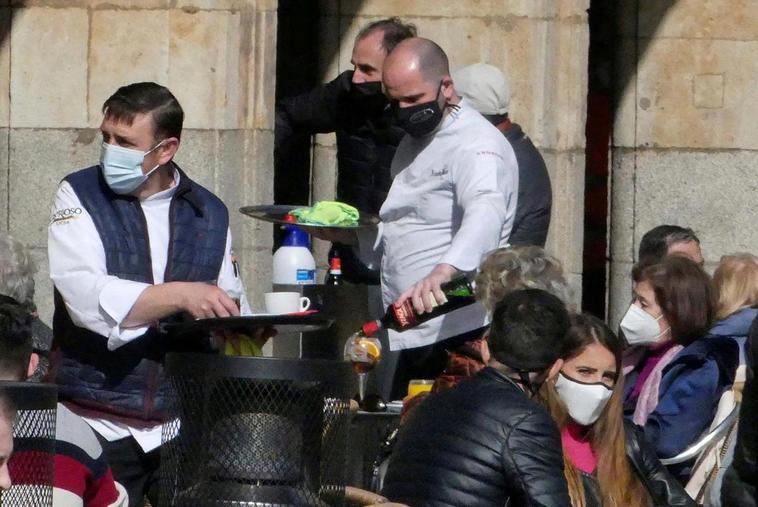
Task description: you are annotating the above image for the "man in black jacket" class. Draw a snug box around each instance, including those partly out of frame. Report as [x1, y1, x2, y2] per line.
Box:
[382, 289, 573, 507]
[276, 17, 415, 284]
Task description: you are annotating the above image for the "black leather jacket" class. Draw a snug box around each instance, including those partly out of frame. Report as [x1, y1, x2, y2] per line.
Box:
[561, 422, 693, 507]
[624, 421, 696, 506]
[382, 367, 572, 507]
[276, 70, 404, 284]
[721, 313, 758, 507]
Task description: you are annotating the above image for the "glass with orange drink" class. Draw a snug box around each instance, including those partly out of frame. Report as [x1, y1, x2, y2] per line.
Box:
[407, 379, 434, 398]
[343, 331, 382, 404]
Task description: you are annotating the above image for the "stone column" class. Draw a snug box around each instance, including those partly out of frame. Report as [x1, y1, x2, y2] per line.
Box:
[310, 0, 590, 305]
[608, 0, 758, 326]
[0, 0, 278, 323]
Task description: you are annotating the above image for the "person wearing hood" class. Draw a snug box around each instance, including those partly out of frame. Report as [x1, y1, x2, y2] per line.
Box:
[453, 63, 552, 247]
[621, 256, 739, 478]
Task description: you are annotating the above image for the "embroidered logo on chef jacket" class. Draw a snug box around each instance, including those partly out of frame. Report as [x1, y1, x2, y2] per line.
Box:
[476, 150, 504, 161]
[50, 207, 83, 225]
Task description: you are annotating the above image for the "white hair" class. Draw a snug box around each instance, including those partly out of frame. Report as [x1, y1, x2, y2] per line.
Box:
[0, 232, 37, 312]
[475, 245, 572, 314]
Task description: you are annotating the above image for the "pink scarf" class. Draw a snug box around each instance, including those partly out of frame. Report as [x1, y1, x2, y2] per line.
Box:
[623, 344, 684, 426]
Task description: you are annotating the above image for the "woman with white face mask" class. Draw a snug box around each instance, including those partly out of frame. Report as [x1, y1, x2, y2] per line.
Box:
[540, 314, 694, 507]
[620, 256, 738, 480]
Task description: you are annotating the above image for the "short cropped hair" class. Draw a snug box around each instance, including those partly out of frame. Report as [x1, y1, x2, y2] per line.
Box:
[0, 390, 16, 427]
[0, 296, 33, 381]
[632, 256, 713, 346]
[488, 289, 571, 372]
[102, 82, 184, 142]
[638, 225, 700, 265]
[475, 246, 571, 313]
[713, 253, 758, 321]
[0, 233, 36, 313]
[355, 17, 417, 54]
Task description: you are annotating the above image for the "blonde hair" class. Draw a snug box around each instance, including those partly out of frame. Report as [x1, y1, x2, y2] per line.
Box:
[475, 246, 571, 313]
[713, 253, 758, 320]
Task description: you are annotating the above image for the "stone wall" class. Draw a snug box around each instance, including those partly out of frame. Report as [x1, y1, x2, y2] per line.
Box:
[309, 0, 590, 306]
[608, 0, 758, 326]
[0, 0, 277, 323]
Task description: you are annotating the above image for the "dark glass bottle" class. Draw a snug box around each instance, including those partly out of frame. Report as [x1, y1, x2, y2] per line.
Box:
[361, 275, 476, 336]
[325, 256, 343, 285]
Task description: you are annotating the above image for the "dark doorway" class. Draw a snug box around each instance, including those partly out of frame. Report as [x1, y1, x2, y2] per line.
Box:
[273, 0, 324, 246]
[582, 0, 617, 318]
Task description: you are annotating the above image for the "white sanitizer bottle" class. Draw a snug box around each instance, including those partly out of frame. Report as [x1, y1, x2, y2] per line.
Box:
[272, 225, 316, 285]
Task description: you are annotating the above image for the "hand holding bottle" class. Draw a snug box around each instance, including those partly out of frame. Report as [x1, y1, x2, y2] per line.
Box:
[397, 263, 459, 314]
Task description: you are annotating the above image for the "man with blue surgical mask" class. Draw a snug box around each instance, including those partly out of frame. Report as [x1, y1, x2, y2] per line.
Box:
[47, 82, 251, 507]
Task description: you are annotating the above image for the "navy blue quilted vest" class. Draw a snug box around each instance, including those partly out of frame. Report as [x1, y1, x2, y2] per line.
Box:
[51, 165, 228, 426]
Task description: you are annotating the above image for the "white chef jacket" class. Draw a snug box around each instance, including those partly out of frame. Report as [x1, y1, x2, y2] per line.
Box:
[369, 99, 518, 351]
[48, 168, 251, 452]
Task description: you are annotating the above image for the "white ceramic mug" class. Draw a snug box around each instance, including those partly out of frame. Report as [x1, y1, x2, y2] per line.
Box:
[264, 292, 311, 314]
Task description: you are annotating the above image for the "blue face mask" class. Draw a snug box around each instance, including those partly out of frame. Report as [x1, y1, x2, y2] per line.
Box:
[100, 140, 165, 195]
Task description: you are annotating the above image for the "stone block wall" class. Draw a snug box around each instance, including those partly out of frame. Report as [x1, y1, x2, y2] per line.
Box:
[0, 0, 278, 323]
[609, 0, 758, 326]
[310, 0, 590, 305]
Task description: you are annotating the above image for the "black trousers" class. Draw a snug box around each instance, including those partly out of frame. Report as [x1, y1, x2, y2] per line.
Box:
[390, 326, 487, 400]
[96, 434, 161, 507]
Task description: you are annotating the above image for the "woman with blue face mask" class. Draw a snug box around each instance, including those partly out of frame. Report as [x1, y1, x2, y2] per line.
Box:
[620, 256, 738, 479]
[539, 314, 694, 507]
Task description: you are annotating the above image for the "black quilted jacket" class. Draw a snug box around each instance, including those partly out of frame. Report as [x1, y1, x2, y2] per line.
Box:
[382, 367, 571, 507]
[721, 313, 758, 506]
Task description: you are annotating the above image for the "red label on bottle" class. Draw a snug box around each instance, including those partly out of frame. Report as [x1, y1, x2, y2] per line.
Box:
[391, 300, 418, 329]
[362, 320, 380, 337]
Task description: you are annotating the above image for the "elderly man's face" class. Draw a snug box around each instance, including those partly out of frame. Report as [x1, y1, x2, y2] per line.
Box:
[0, 416, 13, 491]
[668, 240, 704, 266]
[351, 30, 386, 84]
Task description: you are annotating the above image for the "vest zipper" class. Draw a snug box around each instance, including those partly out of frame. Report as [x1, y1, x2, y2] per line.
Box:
[163, 194, 178, 283]
[135, 201, 158, 420]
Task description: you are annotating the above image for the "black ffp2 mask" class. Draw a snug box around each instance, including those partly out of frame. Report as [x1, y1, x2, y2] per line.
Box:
[392, 83, 444, 138]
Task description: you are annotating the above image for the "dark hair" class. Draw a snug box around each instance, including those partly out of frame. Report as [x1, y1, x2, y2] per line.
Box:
[563, 313, 623, 373]
[632, 256, 713, 346]
[0, 389, 16, 426]
[102, 82, 184, 142]
[638, 225, 700, 265]
[489, 289, 571, 371]
[0, 295, 32, 381]
[355, 17, 417, 53]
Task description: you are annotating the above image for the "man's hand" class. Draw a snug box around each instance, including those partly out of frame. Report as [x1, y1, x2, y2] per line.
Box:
[179, 282, 240, 319]
[396, 263, 459, 314]
[122, 281, 241, 329]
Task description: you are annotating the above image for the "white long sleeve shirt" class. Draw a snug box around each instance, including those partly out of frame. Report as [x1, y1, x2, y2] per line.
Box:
[48, 169, 250, 452]
[374, 99, 518, 351]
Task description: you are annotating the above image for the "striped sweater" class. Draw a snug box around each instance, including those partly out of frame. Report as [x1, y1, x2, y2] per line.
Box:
[10, 403, 127, 506]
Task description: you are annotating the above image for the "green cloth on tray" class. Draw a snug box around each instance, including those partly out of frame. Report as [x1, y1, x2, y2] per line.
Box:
[290, 201, 360, 226]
